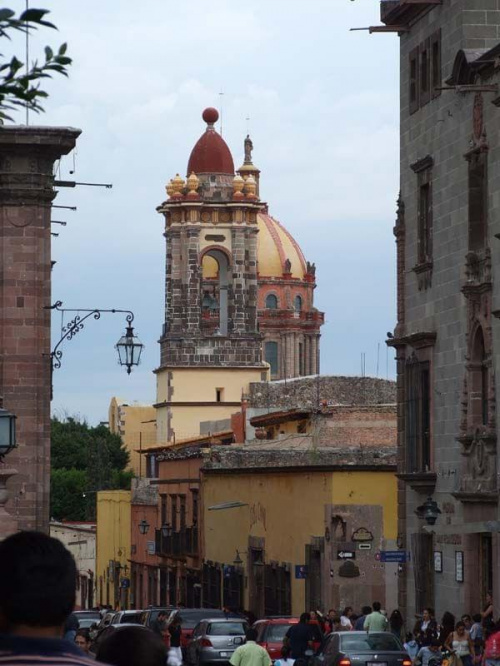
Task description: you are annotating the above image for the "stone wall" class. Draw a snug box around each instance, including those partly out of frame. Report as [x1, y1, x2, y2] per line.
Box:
[0, 126, 79, 535]
[248, 375, 396, 409]
[202, 444, 396, 472]
[388, 0, 500, 619]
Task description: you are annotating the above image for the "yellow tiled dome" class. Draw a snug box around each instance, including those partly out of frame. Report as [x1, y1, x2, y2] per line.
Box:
[256, 213, 306, 278]
[201, 213, 307, 279]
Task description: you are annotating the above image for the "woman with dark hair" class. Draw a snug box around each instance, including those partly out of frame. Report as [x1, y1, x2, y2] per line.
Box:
[414, 608, 438, 647]
[482, 592, 495, 634]
[389, 610, 405, 642]
[444, 621, 474, 666]
[96, 626, 166, 666]
[439, 612, 456, 646]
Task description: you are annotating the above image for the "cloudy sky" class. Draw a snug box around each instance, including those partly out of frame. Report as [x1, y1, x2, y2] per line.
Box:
[17, 0, 399, 424]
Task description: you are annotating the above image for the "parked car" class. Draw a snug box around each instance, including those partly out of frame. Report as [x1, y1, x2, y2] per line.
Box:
[110, 610, 143, 625]
[253, 618, 299, 661]
[74, 610, 101, 630]
[90, 611, 118, 641]
[140, 606, 176, 630]
[91, 622, 153, 653]
[168, 609, 246, 652]
[186, 618, 248, 665]
[312, 631, 412, 666]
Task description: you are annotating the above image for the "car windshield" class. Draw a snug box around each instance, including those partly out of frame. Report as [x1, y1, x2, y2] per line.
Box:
[121, 612, 142, 624]
[265, 624, 295, 641]
[341, 635, 403, 652]
[208, 622, 247, 636]
[179, 611, 239, 629]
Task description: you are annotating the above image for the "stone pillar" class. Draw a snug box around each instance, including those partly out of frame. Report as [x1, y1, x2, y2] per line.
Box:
[245, 227, 259, 333]
[0, 125, 80, 535]
[164, 226, 182, 334]
[231, 228, 247, 334]
[304, 336, 310, 376]
[316, 334, 321, 374]
[184, 226, 201, 333]
[311, 335, 318, 376]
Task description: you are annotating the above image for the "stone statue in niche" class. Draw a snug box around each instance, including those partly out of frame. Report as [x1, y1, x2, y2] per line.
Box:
[284, 258, 292, 274]
[307, 261, 316, 276]
[460, 427, 497, 493]
[244, 135, 253, 164]
[331, 515, 347, 541]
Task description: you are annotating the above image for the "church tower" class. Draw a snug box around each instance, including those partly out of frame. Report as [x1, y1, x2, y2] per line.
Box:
[155, 108, 268, 443]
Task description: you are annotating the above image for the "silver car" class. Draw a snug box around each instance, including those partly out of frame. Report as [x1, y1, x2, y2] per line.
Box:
[186, 618, 248, 665]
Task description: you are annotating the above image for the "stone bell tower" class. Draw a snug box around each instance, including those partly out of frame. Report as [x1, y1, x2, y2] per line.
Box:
[155, 108, 268, 444]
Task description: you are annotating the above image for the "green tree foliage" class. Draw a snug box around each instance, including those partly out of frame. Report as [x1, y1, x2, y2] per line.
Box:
[0, 8, 72, 122]
[50, 417, 133, 521]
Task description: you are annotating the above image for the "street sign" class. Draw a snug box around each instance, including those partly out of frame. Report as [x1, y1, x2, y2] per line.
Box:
[358, 543, 372, 550]
[295, 565, 308, 579]
[120, 578, 130, 589]
[379, 550, 408, 563]
[337, 550, 356, 560]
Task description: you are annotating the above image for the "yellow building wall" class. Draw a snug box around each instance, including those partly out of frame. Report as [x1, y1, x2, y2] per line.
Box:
[96, 490, 131, 610]
[203, 470, 397, 614]
[331, 471, 398, 540]
[156, 367, 267, 442]
[109, 398, 156, 476]
[204, 472, 333, 614]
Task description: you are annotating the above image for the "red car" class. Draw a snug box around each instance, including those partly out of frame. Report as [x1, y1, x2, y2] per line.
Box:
[253, 618, 300, 661]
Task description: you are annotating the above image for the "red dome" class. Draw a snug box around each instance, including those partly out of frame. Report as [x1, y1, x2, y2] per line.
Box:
[187, 109, 235, 176]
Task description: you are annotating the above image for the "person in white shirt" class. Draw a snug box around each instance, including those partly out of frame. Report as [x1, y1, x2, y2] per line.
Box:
[340, 607, 354, 631]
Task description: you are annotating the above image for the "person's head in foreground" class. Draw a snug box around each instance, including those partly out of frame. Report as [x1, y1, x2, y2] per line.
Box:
[75, 629, 92, 654]
[0, 530, 76, 636]
[245, 628, 258, 643]
[96, 626, 166, 666]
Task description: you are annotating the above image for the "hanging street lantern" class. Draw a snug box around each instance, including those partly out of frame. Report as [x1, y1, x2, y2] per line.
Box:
[138, 518, 150, 535]
[0, 405, 17, 458]
[116, 323, 144, 375]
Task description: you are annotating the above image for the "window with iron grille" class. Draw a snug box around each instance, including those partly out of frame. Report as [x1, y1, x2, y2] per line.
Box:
[405, 354, 431, 473]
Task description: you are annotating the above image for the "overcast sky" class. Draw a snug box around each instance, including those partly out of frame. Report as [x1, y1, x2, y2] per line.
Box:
[17, 0, 399, 424]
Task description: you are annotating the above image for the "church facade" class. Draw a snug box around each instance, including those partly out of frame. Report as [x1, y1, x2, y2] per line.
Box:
[382, 0, 500, 618]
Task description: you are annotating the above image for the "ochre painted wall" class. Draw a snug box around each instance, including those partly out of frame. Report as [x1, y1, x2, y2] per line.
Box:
[203, 471, 333, 614]
[331, 471, 398, 540]
[108, 398, 156, 476]
[96, 490, 131, 610]
[202, 470, 397, 614]
[156, 367, 267, 442]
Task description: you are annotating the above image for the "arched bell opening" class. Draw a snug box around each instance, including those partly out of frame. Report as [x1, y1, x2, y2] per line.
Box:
[201, 248, 230, 336]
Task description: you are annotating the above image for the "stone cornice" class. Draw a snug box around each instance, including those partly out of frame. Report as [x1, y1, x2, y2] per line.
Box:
[0, 126, 80, 205]
[410, 154, 434, 173]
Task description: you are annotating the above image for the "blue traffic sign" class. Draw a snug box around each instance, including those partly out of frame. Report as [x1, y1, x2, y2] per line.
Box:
[295, 565, 308, 579]
[379, 550, 409, 563]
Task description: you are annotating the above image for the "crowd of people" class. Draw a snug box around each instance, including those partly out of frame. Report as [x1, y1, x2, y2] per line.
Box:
[279, 602, 500, 666]
[1, 531, 500, 666]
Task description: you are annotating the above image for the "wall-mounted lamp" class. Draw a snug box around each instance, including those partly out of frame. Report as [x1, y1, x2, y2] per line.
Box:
[138, 518, 150, 535]
[415, 496, 441, 526]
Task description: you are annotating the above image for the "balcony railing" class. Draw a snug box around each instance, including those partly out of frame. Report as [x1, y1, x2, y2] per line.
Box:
[155, 526, 199, 558]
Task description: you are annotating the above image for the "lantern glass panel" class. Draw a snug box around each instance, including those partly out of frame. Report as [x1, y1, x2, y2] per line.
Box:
[0, 410, 15, 456]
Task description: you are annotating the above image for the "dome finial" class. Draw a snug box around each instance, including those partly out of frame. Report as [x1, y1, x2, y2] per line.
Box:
[202, 107, 219, 128]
